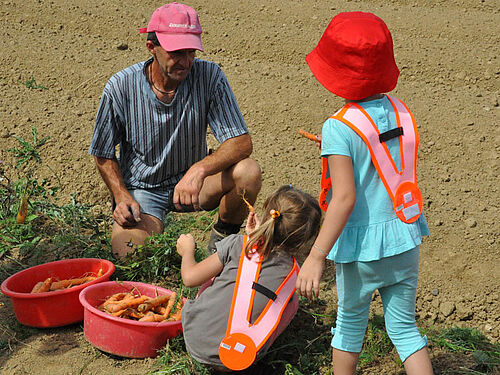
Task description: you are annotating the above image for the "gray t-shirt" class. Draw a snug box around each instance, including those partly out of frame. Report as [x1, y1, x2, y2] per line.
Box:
[181, 234, 294, 367]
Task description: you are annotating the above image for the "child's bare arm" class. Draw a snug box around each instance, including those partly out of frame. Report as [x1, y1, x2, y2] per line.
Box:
[297, 155, 356, 299]
[176, 234, 224, 287]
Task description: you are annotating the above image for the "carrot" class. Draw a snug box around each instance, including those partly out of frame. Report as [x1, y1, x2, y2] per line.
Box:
[241, 189, 255, 213]
[49, 276, 96, 291]
[33, 277, 53, 293]
[162, 292, 177, 318]
[16, 195, 28, 224]
[154, 305, 167, 315]
[111, 308, 128, 317]
[137, 294, 171, 313]
[31, 281, 45, 293]
[139, 312, 166, 322]
[167, 300, 183, 321]
[111, 307, 145, 319]
[105, 295, 150, 313]
[167, 309, 182, 321]
[123, 308, 145, 320]
[298, 129, 319, 142]
[98, 292, 131, 310]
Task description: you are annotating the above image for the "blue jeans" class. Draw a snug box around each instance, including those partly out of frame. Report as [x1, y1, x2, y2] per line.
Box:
[331, 247, 427, 362]
[128, 188, 175, 222]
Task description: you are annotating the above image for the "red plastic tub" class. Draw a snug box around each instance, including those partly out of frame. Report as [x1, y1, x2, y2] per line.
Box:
[79, 281, 184, 358]
[0, 258, 115, 328]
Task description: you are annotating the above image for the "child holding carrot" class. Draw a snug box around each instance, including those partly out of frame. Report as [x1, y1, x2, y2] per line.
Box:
[177, 185, 321, 372]
[296, 12, 433, 374]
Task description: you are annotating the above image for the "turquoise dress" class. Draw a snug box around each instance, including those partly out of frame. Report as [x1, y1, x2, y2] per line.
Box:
[321, 95, 429, 263]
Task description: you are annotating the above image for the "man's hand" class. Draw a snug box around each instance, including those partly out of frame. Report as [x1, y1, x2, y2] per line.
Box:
[173, 165, 206, 211]
[296, 250, 326, 300]
[177, 233, 196, 257]
[113, 199, 141, 227]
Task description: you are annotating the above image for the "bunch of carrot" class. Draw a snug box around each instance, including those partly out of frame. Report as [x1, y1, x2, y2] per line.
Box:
[98, 288, 183, 322]
[30, 268, 104, 293]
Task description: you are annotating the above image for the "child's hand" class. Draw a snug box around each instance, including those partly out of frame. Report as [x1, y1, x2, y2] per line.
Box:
[315, 135, 322, 148]
[176, 234, 196, 257]
[245, 211, 260, 236]
[296, 250, 325, 300]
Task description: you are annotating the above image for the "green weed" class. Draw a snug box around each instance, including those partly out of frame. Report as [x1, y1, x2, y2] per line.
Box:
[20, 77, 48, 90]
[0, 127, 95, 264]
[115, 211, 214, 286]
[428, 326, 500, 373]
[149, 336, 211, 375]
[8, 125, 50, 169]
[359, 314, 399, 367]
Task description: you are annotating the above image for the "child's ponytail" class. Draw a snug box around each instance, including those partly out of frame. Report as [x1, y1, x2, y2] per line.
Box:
[244, 185, 321, 259]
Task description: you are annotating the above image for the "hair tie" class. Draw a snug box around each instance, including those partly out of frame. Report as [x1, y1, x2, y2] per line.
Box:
[270, 209, 280, 219]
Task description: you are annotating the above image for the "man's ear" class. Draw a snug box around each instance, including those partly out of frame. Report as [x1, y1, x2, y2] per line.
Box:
[146, 40, 156, 55]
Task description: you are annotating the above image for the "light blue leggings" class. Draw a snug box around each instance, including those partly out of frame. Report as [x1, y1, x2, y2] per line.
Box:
[331, 247, 427, 362]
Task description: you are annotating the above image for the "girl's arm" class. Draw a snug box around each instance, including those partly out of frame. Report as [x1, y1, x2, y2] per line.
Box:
[296, 155, 356, 299]
[176, 234, 224, 288]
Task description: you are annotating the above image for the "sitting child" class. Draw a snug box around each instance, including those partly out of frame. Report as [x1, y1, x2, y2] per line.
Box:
[177, 185, 321, 372]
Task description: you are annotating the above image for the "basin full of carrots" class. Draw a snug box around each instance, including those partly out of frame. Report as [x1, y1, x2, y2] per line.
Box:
[0, 258, 115, 327]
[79, 281, 186, 358]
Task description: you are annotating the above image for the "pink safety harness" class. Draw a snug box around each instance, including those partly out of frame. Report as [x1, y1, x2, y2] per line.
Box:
[319, 95, 422, 223]
[218, 236, 299, 371]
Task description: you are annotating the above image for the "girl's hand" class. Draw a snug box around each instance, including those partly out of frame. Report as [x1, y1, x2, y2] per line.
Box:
[315, 135, 322, 148]
[176, 234, 196, 257]
[245, 211, 260, 236]
[296, 250, 326, 300]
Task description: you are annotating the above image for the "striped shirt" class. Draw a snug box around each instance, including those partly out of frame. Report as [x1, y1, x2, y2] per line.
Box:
[89, 58, 248, 189]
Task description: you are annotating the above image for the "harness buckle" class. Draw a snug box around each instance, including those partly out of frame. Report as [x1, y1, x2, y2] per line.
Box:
[219, 333, 257, 371]
[393, 181, 422, 223]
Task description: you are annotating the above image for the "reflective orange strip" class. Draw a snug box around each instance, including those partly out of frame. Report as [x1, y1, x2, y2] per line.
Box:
[332, 110, 397, 201]
[349, 102, 404, 174]
[225, 236, 248, 336]
[251, 259, 299, 350]
[390, 96, 419, 182]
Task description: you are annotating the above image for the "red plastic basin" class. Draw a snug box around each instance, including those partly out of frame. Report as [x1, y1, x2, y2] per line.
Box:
[79, 281, 184, 358]
[0, 258, 115, 328]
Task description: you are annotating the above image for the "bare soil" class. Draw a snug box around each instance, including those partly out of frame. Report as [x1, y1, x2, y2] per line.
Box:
[0, 0, 498, 374]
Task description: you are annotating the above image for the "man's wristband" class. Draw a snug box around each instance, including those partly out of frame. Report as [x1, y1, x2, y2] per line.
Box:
[313, 244, 329, 257]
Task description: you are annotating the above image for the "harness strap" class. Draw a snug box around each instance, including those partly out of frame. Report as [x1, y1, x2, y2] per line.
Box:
[319, 96, 422, 223]
[379, 126, 403, 143]
[252, 282, 277, 301]
[219, 236, 299, 370]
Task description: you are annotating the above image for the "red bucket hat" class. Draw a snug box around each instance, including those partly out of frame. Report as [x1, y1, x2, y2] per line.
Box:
[139, 2, 204, 52]
[306, 12, 399, 100]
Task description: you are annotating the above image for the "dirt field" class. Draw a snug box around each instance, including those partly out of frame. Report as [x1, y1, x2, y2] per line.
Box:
[0, 0, 498, 374]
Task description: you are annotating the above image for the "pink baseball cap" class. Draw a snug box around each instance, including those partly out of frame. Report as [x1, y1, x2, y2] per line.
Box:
[139, 2, 204, 52]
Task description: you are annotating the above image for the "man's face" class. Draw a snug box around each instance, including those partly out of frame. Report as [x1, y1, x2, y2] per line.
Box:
[155, 46, 196, 83]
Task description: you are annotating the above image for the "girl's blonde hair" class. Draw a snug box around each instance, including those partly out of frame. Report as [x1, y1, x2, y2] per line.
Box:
[244, 185, 321, 259]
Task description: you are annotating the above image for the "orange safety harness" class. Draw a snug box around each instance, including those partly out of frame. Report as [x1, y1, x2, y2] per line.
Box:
[319, 95, 422, 224]
[218, 236, 299, 371]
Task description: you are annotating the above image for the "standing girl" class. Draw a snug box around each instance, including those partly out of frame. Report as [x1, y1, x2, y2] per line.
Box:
[296, 12, 433, 375]
[177, 185, 321, 372]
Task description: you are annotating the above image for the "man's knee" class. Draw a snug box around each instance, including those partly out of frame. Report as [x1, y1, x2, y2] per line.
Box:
[111, 214, 163, 257]
[232, 158, 262, 189]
